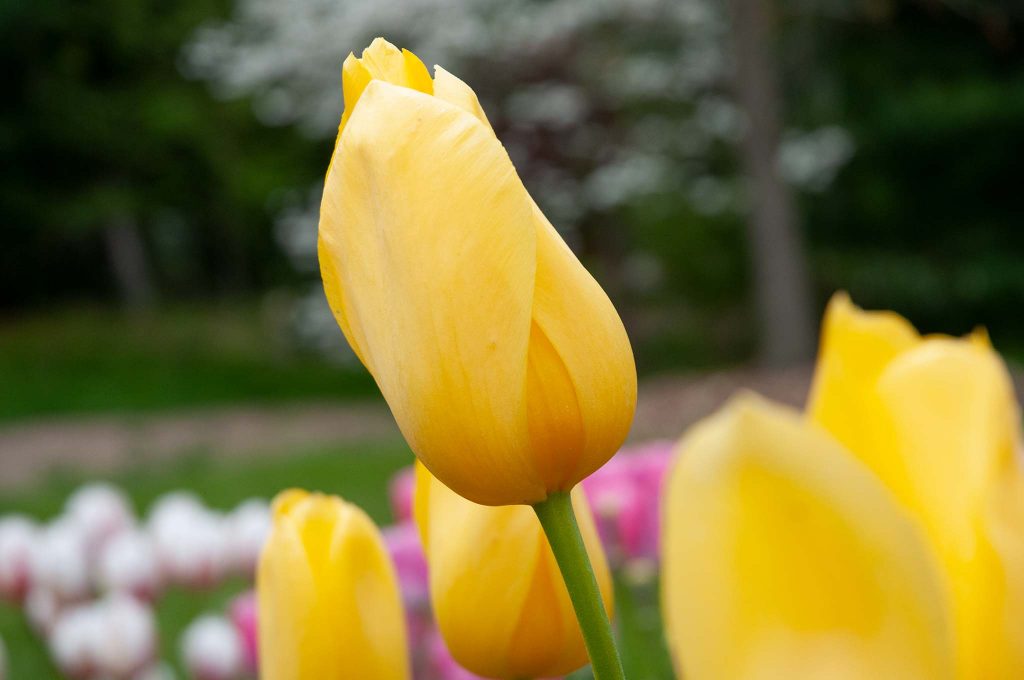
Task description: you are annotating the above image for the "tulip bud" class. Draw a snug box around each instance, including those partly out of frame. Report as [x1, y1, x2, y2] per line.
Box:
[97, 530, 161, 600]
[224, 499, 271, 576]
[65, 483, 134, 554]
[257, 489, 409, 679]
[148, 493, 227, 587]
[388, 467, 416, 523]
[228, 592, 258, 674]
[414, 463, 613, 679]
[181, 615, 244, 680]
[50, 605, 97, 679]
[24, 587, 60, 635]
[318, 38, 636, 506]
[424, 629, 487, 680]
[31, 518, 91, 601]
[661, 395, 954, 679]
[92, 595, 157, 678]
[0, 516, 36, 602]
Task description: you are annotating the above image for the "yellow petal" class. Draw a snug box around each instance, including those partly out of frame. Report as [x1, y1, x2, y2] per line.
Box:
[320, 80, 543, 505]
[662, 395, 954, 680]
[873, 338, 1021, 677]
[321, 42, 635, 505]
[415, 463, 613, 678]
[432, 65, 491, 128]
[526, 204, 637, 489]
[337, 38, 432, 139]
[806, 292, 920, 486]
[258, 490, 409, 680]
[985, 471, 1024, 675]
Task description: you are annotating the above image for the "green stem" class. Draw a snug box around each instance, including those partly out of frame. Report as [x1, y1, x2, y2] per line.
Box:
[533, 491, 626, 680]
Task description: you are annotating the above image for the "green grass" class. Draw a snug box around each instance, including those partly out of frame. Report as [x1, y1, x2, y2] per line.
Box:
[0, 304, 377, 422]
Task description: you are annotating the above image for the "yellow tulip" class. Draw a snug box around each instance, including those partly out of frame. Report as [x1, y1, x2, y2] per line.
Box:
[663, 294, 1024, 679]
[414, 462, 614, 678]
[258, 489, 409, 680]
[318, 38, 636, 506]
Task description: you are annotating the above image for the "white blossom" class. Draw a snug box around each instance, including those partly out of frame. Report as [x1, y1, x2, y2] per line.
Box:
[181, 615, 246, 680]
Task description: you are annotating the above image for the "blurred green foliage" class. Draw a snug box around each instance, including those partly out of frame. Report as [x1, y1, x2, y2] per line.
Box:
[0, 0, 324, 307]
[798, 3, 1024, 338]
[0, 305, 375, 421]
[1, 0, 1022, 367]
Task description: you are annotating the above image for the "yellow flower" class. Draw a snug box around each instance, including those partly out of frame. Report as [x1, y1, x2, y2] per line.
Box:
[662, 293, 1024, 679]
[318, 38, 636, 506]
[414, 462, 614, 678]
[258, 489, 409, 680]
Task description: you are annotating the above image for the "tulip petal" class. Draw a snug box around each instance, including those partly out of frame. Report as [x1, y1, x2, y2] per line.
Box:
[874, 339, 1021, 677]
[320, 80, 544, 504]
[507, 487, 615, 676]
[258, 491, 409, 679]
[433, 66, 491, 128]
[337, 39, 432, 138]
[662, 395, 954, 680]
[415, 465, 613, 678]
[986, 473, 1024, 675]
[528, 207, 637, 489]
[807, 292, 919, 486]
[415, 463, 545, 677]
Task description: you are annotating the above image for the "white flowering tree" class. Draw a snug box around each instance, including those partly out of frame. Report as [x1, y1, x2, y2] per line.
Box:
[185, 0, 852, 365]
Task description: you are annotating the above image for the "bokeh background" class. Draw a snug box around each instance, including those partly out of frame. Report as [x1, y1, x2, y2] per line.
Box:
[2, 0, 1022, 676]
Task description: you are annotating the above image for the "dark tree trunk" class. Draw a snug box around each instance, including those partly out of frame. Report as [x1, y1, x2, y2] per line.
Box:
[729, 0, 815, 365]
[104, 214, 156, 311]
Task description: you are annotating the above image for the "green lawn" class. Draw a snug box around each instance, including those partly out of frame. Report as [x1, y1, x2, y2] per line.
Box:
[0, 305, 377, 422]
[0, 438, 673, 679]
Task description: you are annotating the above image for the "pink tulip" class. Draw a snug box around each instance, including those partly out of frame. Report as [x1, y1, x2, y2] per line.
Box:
[582, 441, 674, 565]
[388, 467, 417, 523]
[382, 522, 429, 607]
[229, 591, 259, 673]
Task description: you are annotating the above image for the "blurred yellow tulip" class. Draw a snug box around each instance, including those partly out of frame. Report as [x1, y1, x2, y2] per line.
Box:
[258, 489, 409, 680]
[663, 293, 1024, 679]
[414, 462, 614, 678]
[318, 38, 636, 506]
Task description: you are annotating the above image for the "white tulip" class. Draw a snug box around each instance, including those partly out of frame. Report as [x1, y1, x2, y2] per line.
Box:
[0, 516, 36, 602]
[50, 605, 97, 679]
[225, 499, 270, 576]
[92, 595, 157, 678]
[147, 493, 227, 586]
[24, 587, 60, 635]
[66, 483, 134, 553]
[181, 615, 245, 680]
[31, 518, 91, 601]
[97, 530, 161, 599]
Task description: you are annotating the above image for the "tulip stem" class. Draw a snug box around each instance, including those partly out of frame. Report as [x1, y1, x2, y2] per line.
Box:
[533, 491, 626, 680]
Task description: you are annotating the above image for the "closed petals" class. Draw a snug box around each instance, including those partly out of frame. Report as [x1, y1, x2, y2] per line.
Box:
[321, 80, 542, 505]
[415, 463, 613, 678]
[318, 39, 636, 505]
[258, 490, 409, 680]
[662, 395, 954, 680]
